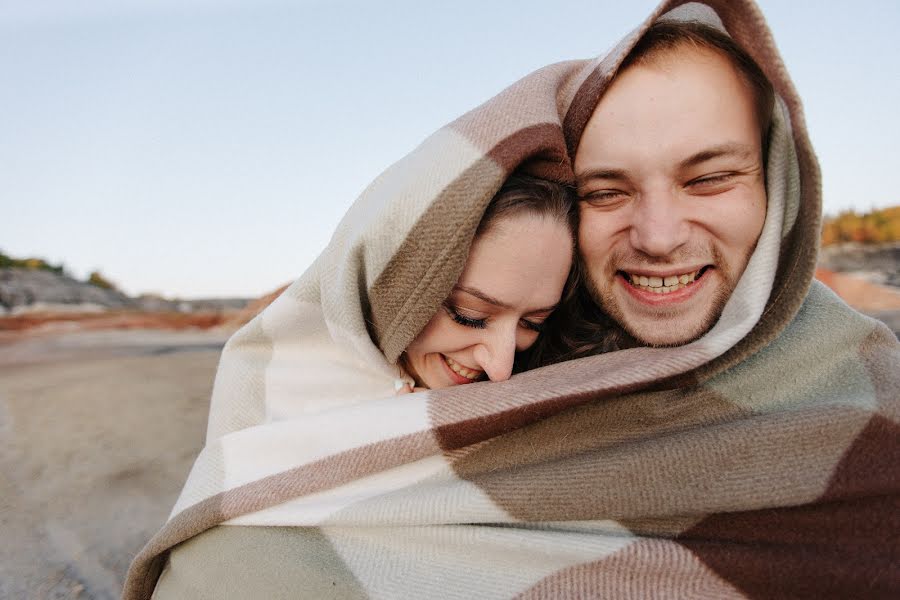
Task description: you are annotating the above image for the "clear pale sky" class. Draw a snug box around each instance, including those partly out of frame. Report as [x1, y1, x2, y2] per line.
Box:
[2, 0, 898, 299]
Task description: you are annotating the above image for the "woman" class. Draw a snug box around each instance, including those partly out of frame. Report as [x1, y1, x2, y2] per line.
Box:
[399, 174, 575, 391]
[131, 172, 579, 598]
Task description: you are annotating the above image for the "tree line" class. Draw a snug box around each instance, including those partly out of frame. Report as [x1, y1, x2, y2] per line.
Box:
[822, 206, 900, 246]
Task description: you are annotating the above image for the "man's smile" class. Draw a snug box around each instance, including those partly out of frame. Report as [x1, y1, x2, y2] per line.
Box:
[616, 266, 714, 306]
[619, 266, 711, 294]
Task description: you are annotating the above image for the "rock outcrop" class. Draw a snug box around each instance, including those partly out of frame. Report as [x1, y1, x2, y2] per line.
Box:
[0, 268, 251, 316]
[0, 268, 134, 314]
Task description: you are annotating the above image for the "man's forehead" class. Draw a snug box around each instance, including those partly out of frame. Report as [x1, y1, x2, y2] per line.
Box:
[574, 47, 760, 167]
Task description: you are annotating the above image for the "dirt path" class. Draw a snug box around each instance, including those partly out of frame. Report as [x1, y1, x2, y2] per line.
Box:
[0, 330, 228, 599]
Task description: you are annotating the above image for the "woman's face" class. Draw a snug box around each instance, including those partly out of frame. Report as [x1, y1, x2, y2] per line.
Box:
[404, 213, 572, 389]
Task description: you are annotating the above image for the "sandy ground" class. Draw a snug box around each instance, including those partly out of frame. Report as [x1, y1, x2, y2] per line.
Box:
[0, 328, 231, 599]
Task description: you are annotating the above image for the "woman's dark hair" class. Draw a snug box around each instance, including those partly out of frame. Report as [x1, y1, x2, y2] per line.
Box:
[521, 270, 637, 370]
[477, 173, 577, 241]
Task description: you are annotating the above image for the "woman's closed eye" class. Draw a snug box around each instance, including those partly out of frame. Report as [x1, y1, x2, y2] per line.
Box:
[443, 302, 549, 333]
[519, 318, 545, 333]
[443, 303, 487, 329]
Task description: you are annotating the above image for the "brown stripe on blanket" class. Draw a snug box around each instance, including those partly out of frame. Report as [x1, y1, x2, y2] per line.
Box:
[446, 384, 742, 477]
[677, 414, 900, 598]
[370, 156, 502, 363]
[123, 430, 439, 600]
[488, 123, 572, 184]
[515, 538, 743, 599]
[677, 497, 900, 597]
[450, 400, 868, 524]
[427, 344, 684, 451]
[447, 59, 582, 168]
[819, 413, 900, 504]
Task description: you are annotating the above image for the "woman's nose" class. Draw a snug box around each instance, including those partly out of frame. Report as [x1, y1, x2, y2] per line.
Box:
[472, 327, 517, 383]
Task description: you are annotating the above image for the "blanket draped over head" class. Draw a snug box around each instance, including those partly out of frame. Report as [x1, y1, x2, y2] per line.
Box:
[125, 1, 899, 598]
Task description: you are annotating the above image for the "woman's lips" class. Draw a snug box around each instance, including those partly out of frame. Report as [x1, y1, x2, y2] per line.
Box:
[440, 354, 483, 385]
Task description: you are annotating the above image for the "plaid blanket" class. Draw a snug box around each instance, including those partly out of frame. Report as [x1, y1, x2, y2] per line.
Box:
[124, 1, 900, 598]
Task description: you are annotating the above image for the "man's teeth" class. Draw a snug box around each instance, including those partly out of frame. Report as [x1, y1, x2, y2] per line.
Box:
[628, 270, 699, 294]
[445, 356, 482, 380]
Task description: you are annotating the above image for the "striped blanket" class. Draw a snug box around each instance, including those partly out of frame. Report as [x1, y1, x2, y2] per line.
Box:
[124, 1, 900, 598]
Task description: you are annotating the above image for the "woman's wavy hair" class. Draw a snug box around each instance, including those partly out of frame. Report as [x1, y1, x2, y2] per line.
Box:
[477, 173, 577, 241]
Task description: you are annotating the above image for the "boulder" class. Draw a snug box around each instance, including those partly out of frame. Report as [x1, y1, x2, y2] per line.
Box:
[0, 268, 134, 312]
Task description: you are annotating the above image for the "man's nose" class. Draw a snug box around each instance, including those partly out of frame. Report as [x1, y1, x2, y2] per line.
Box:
[472, 327, 517, 383]
[629, 188, 690, 257]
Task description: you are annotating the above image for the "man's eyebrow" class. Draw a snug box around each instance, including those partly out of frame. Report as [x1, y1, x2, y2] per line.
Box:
[453, 285, 558, 314]
[679, 143, 756, 170]
[574, 144, 757, 187]
[574, 168, 629, 188]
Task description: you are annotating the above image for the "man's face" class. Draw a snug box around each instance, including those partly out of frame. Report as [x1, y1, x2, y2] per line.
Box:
[574, 45, 767, 347]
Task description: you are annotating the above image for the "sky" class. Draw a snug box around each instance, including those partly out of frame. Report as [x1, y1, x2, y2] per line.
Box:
[2, 0, 898, 299]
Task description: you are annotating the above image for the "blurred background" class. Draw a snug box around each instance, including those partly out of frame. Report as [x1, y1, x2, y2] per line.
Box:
[2, 0, 899, 300]
[1, 1, 898, 598]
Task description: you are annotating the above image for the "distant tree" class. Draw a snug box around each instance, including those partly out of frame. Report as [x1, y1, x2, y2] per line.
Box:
[0, 250, 66, 274]
[88, 271, 117, 290]
[821, 206, 900, 246]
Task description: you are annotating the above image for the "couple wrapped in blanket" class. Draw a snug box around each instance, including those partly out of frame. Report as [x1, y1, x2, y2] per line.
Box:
[126, 0, 899, 598]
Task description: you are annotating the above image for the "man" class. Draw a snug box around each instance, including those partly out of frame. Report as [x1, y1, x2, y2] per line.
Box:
[127, 3, 898, 599]
[575, 22, 770, 348]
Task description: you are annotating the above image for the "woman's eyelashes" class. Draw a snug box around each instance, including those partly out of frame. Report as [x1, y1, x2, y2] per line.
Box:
[443, 303, 487, 329]
[443, 302, 547, 333]
[519, 319, 544, 333]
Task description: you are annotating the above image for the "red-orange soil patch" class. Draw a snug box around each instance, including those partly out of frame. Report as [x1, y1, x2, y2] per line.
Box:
[815, 268, 900, 312]
[0, 310, 227, 333]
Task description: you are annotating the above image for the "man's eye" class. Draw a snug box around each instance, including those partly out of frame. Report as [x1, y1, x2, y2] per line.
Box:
[688, 173, 735, 189]
[443, 303, 487, 329]
[579, 190, 629, 207]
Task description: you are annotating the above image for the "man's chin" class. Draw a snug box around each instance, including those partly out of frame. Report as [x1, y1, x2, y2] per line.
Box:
[604, 301, 723, 348]
[621, 319, 712, 348]
[590, 271, 733, 349]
